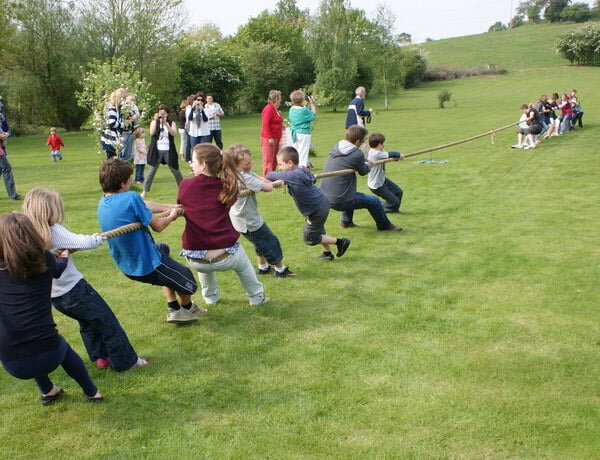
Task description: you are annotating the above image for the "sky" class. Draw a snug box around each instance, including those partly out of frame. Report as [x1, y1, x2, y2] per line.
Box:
[183, 0, 595, 43]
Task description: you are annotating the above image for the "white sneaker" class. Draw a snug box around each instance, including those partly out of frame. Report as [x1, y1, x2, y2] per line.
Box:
[166, 307, 198, 323]
[511, 144, 523, 149]
[187, 301, 209, 318]
[251, 295, 271, 306]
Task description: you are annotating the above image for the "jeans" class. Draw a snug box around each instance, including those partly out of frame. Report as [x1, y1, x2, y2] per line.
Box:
[1, 335, 98, 396]
[0, 153, 18, 199]
[120, 131, 134, 161]
[186, 246, 265, 305]
[52, 279, 138, 371]
[101, 141, 116, 159]
[209, 130, 223, 150]
[243, 222, 283, 265]
[188, 136, 212, 159]
[50, 150, 63, 161]
[559, 115, 572, 134]
[135, 164, 145, 183]
[333, 192, 393, 230]
[370, 178, 403, 212]
[143, 149, 184, 193]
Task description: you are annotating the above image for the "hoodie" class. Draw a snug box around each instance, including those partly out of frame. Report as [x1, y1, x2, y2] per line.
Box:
[320, 140, 370, 208]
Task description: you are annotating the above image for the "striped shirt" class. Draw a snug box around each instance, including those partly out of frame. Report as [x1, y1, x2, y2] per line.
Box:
[50, 224, 105, 298]
[100, 105, 123, 146]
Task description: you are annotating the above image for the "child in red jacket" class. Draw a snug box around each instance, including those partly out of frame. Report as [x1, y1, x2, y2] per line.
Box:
[46, 127, 64, 162]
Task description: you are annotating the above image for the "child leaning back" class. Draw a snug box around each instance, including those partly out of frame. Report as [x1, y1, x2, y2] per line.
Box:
[366, 132, 404, 213]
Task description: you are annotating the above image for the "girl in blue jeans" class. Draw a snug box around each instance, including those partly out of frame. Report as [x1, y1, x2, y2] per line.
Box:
[0, 212, 102, 404]
[23, 188, 147, 371]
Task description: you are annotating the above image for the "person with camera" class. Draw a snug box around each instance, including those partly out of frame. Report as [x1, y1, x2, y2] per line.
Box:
[141, 105, 183, 198]
[288, 90, 317, 167]
[186, 93, 210, 155]
[345, 86, 372, 129]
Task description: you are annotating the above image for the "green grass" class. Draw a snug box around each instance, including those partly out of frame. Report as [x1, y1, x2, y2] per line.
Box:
[1, 24, 599, 458]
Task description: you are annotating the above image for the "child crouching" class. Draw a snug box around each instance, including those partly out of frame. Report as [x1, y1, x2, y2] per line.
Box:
[367, 133, 404, 213]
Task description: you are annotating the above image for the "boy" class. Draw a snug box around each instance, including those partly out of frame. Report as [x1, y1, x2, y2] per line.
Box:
[46, 127, 64, 162]
[97, 158, 204, 323]
[225, 144, 294, 277]
[267, 146, 350, 261]
[367, 133, 404, 213]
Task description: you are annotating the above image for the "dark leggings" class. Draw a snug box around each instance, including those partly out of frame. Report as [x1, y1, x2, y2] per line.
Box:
[1, 336, 98, 396]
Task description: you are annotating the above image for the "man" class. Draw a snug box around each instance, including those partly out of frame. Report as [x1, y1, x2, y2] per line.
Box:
[320, 126, 402, 232]
[345, 86, 372, 129]
[0, 97, 22, 201]
[205, 94, 225, 150]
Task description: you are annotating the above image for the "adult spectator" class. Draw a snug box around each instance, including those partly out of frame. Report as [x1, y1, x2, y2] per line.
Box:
[0, 97, 21, 200]
[178, 99, 189, 162]
[119, 94, 140, 162]
[186, 93, 210, 154]
[205, 94, 225, 150]
[100, 88, 127, 159]
[320, 126, 402, 232]
[288, 90, 316, 167]
[345, 86, 372, 129]
[141, 105, 183, 198]
[260, 90, 283, 177]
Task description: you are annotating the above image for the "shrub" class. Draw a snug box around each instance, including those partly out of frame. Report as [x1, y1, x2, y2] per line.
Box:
[560, 2, 593, 22]
[509, 15, 525, 28]
[438, 90, 452, 108]
[423, 66, 508, 81]
[398, 47, 428, 88]
[555, 23, 600, 65]
[488, 21, 508, 32]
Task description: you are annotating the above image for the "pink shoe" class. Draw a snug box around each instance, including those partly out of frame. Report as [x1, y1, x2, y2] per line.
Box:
[95, 358, 110, 369]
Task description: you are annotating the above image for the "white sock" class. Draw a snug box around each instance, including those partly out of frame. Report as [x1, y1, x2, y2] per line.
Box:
[258, 263, 269, 271]
[275, 266, 287, 273]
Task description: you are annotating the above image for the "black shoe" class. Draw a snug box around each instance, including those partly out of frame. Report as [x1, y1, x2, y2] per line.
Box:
[335, 238, 351, 257]
[381, 225, 403, 232]
[10, 194, 23, 201]
[274, 267, 296, 278]
[316, 252, 334, 261]
[340, 221, 358, 229]
[257, 266, 273, 275]
[40, 388, 64, 405]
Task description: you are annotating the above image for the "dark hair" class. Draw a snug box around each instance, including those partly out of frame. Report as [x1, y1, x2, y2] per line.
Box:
[346, 125, 368, 144]
[0, 212, 47, 280]
[193, 143, 239, 207]
[520, 104, 529, 110]
[158, 104, 170, 113]
[368, 133, 385, 148]
[99, 158, 133, 193]
[277, 146, 299, 165]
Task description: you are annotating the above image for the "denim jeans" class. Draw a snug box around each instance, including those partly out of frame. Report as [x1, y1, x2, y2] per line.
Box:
[333, 192, 393, 230]
[186, 246, 265, 305]
[243, 222, 283, 265]
[135, 164, 145, 183]
[0, 153, 18, 199]
[1, 335, 98, 396]
[120, 131, 134, 161]
[369, 178, 403, 213]
[52, 278, 138, 371]
[209, 129, 223, 150]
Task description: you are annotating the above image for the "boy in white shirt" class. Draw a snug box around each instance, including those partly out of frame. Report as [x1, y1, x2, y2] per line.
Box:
[366, 133, 404, 213]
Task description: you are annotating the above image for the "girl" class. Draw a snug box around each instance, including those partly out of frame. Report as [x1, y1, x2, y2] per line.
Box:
[133, 127, 147, 185]
[177, 143, 269, 306]
[0, 212, 102, 404]
[558, 93, 573, 134]
[23, 188, 147, 372]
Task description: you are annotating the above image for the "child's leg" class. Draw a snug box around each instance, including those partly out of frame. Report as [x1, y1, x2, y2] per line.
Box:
[229, 248, 266, 305]
[247, 223, 285, 270]
[59, 339, 99, 398]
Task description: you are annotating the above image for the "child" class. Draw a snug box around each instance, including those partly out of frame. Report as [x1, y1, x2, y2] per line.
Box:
[0, 212, 102, 404]
[267, 146, 351, 261]
[224, 144, 294, 277]
[46, 127, 64, 162]
[178, 144, 269, 305]
[366, 133, 404, 213]
[512, 104, 542, 149]
[23, 188, 147, 371]
[133, 127, 147, 185]
[97, 158, 203, 323]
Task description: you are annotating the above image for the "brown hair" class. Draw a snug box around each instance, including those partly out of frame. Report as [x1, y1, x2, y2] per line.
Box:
[520, 104, 529, 110]
[193, 143, 240, 207]
[277, 146, 299, 165]
[368, 133, 385, 148]
[99, 158, 133, 193]
[0, 212, 47, 280]
[346, 125, 368, 144]
[290, 90, 305, 105]
[222, 144, 252, 167]
[22, 188, 64, 249]
[133, 127, 145, 139]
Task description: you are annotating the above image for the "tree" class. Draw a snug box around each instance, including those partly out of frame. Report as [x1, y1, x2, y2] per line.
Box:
[545, 0, 571, 22]
[488, 21, 508, 32]
[560, 2, 592, 21]
[555, 22, 600, 65]
[516, 0, 548, 22]
[510, 14, 526, 27]
[398, 47, 428, 88]
[398, 32, 412, 44]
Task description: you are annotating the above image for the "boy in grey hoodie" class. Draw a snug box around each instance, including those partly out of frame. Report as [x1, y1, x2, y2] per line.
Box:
[320, 126, 402, 232]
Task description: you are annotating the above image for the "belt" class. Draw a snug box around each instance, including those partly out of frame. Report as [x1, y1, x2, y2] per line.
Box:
[188, 252, 230, 264]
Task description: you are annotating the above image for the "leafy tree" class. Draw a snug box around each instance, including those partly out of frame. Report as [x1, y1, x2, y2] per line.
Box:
[555, 22, 600, 65]
[182, 23, 223, 51]
[510, 14, 526, 27]
[398, 32, 412, 44]
[516, 0, 548, 22]
[488, 21, 508, 32]
[560, 2, 592, 21]
[545, 0, 571, 22]
[398, 47, 428, 88]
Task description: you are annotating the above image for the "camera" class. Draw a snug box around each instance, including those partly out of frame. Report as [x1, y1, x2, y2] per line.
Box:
[157, 114, 163, 119]
[304, 94, 312, 102]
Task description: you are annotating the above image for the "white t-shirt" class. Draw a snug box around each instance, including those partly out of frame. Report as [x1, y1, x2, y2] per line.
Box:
[367, 148, 390, 189]
[229, 172, 265, 233]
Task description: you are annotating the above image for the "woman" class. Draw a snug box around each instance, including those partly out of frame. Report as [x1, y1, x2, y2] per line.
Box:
[177, 143, 269, 306]
[100, 88, 127, 159]
[288, 90, 317, 167]
[178, 98, 189, 162]
[142, 105, 183, 198]
[0, 212, 103, 404]
[186, 93, 210, 155]
[260, 90, 283, 177]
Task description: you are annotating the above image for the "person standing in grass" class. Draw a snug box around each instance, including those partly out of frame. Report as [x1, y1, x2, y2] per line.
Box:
[260, 90, 284, 177]
[224, 144, 294, 278]
[288, 90, 316, 167]
[0, 97, 22, 201]
[205, 94, 225, 150]
[98, 158, 203, 324]
[0, 212, 103, 404]
[366, 133, 404, 214]
[267, 146, 351, 261]
[345, 86, 372, 129]
[133, 127, 147, 185]
[23, 188, 147, 372]
[46, 128, 64, 162]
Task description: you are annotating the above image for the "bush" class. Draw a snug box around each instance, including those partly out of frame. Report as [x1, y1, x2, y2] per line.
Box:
[423, 66, 508, 81]
[555, 23, 600, 65]
[560, 2, 593, 22]
[509, 15, 525, 28]
[437, 90, 452, 108]
[398, 47, 428, 89]
[488, 21, 508, 32]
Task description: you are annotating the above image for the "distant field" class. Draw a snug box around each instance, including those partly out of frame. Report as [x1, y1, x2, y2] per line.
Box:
[0, 23, 599, 458]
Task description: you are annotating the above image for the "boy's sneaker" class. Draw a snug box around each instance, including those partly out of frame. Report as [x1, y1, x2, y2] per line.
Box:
[274, 267, 296, 278]
[335, 238, 351, 257]
[340, 221, 358, 229]
[166, 307, 198, 323]
[257, 266, 273, 275]
[251, 295, 271, 306]
[186, 302, 208, 318]
[316, 252, 334, 261]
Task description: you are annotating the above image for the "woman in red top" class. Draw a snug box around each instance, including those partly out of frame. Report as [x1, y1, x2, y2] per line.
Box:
[260, 90, 283, 177]
[177, 143, 269, 306]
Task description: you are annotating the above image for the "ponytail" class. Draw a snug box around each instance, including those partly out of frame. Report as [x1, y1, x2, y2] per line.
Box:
[193, 143, 240, 207]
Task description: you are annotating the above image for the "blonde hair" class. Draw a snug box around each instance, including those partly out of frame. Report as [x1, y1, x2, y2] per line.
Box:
[222, 144, 252, 167]
[290, 90, 305, 106]
[22, 188, 64, 249]
[109, 88, 128, 107]
[193, 144, 240, 207]
[268, 90, 282, 104]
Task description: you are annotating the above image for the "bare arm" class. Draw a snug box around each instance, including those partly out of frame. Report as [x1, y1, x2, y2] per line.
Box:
[149, 207, 179, 233]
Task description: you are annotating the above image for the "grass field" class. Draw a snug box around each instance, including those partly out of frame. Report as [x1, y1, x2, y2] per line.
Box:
[1, 24, 599, 458]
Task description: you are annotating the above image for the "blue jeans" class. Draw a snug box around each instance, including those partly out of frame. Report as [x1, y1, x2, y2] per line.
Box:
[188, 136, 212, 158]
[243, 222, 283, 265]
[119, 131, 134, 161]
[0, 153, 18, 199]
[135, 164, 145, 183]
[1, 335, 98, 396]
[333, 192, 393, 230]
[52, 279, 138, 371]
[369, 178, 403, 213]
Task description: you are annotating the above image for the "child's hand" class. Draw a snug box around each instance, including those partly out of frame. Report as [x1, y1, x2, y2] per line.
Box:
[168, 207, 179, 220]
[59, 249, 69, 258]
[271, 180, 284, 189]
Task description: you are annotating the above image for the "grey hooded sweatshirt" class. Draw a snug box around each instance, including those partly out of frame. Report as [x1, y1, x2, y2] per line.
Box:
[320, 140, 370, 208]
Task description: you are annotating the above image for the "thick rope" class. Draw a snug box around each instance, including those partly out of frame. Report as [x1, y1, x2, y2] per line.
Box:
[97, 209, 178, 239]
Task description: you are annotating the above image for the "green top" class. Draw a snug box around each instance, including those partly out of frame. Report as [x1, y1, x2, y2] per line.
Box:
[288, 106, 316, 141]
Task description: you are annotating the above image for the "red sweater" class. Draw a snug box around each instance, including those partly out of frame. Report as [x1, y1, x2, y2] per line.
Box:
[177, 175, 239, 250]
[46, 133, 64, 150]
[260, 103, 283, 139]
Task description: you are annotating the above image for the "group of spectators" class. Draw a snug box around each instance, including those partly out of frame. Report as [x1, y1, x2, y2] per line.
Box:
[512, 89, 584, 150]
